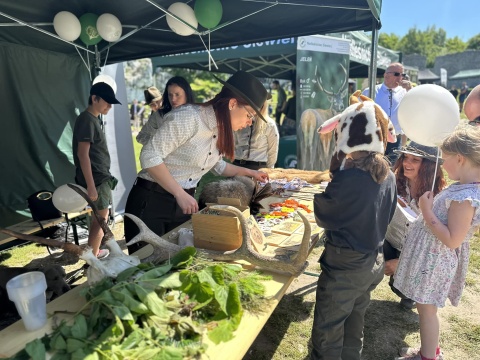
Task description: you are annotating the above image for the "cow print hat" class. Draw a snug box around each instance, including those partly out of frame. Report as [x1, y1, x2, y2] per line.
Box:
[318, 90, 397, 172]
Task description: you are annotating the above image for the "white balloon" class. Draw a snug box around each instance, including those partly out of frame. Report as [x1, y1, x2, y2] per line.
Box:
[52, 184, 88, 213]
[166, 2, 198, 36]
[53, 11, 81, 42]
[398, 84, 460, 147]
[96, 13, 122, 42]
[93, 74, 117, 93]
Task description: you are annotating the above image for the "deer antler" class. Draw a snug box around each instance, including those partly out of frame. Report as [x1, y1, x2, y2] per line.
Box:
[316, 60, 348, 96]
[125, 213, 183, 263]
[202, 205, 312, 276]
[0, 228, 85, 256]
[125, 205, 313, 276]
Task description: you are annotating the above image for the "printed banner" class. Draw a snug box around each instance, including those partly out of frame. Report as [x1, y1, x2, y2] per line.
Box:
[296, 35, 350, 170]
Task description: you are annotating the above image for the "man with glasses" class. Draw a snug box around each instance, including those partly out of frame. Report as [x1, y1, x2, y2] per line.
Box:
[464, 84, 480, 126]
[363, 62, 412, 163]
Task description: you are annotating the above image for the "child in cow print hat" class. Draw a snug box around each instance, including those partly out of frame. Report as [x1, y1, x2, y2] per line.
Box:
[318, 90, 397, 178]
[310, 91, 397, 359]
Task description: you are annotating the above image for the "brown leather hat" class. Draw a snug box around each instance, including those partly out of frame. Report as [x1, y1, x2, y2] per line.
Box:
[144, 86, 162, 104]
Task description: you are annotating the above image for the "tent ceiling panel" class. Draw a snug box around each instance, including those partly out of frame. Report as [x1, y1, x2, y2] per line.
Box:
[152, 32, 399, 80]
[0, 0, 381, 64]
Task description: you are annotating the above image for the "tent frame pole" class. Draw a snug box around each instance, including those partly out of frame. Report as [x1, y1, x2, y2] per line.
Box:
[368, 19, 379, 100]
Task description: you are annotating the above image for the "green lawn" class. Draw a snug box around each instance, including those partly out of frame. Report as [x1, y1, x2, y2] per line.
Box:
[132, 135, 142, 173]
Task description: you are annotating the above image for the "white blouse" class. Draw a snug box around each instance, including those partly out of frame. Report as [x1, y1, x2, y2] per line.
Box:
[139, 104, 227, 189]
[234, 118, 279, 168]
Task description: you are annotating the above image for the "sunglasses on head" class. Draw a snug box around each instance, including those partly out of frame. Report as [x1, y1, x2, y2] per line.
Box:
[386, 71, 407, 77]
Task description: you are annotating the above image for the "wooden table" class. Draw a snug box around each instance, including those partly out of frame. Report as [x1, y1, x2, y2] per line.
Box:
[0, 191, 322, 359]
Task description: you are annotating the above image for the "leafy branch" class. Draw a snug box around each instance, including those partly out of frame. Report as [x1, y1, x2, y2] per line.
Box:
[11, 247, 272, 360]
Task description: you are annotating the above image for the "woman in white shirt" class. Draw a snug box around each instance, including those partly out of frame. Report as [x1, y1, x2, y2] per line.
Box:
[125, 71, 270, 253]
[233, 99, 279, 170]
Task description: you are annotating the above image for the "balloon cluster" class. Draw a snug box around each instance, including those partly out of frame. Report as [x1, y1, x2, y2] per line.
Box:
[53, 11, 122, 46]
[53, 1, 223, 44]
[166, 0, 223, 36]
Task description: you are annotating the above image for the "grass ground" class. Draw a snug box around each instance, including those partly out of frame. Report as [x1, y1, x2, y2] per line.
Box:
[132, 134, 142, 173]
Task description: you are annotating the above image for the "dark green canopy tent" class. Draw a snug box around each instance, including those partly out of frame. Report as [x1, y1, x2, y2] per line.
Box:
[1, 1, 382, 64]
[151, 31, 400, 80]
[0, 0, 383, 226]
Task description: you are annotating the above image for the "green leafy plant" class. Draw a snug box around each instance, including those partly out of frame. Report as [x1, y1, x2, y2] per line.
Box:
[10, 247, 272, 359]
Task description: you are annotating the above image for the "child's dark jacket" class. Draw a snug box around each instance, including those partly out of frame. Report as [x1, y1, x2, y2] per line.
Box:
[314, 168, 397, 253]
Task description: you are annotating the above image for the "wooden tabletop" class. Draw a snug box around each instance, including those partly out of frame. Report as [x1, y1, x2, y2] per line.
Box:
[0, 192, 322, 358]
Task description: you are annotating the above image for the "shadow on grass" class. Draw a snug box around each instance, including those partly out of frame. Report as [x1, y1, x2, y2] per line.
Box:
[243, 279, 317, 360]
[362, 299, 419, 360]
[243, 289, 420, 360]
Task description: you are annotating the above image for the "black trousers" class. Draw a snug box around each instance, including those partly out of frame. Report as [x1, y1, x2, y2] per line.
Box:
[383, 240, 410, 300]
[311, 244, 384, 360]
[124, 179, 194, 254]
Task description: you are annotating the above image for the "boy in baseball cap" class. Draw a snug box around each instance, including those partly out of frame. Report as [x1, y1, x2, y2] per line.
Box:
[72, 82, 121, 259]
[89, 82, 122, 105]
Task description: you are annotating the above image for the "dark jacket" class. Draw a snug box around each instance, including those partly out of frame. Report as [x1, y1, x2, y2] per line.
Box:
[314, 167, 397, 253]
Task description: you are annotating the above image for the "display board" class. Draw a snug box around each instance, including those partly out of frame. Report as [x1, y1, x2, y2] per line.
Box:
[296, 35, 350, 170]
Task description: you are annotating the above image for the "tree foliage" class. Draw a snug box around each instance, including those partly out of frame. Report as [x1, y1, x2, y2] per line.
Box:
[124, 59, 153, 101]
[445, 36, 467, 54]
[123, 61, 229, 104]
[161, 67, 227, 103]
[379, 26, 477, 68]
[397, 26, 447, 67]
[378, 33, 400, 51]
[467, 34, 480, 50]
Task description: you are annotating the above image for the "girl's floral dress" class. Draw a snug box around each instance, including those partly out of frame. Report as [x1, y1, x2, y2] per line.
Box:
[394, 183, 480, 307]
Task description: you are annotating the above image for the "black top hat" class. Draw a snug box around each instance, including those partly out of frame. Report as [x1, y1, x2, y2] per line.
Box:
[394, 141, 443, 164]
[214, 71, 268, 122]
[90, 82, 121, 105]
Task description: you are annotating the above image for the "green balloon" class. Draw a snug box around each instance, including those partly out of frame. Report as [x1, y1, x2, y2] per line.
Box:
[194, 0, 223, 29]
[79, 13, 102, 46]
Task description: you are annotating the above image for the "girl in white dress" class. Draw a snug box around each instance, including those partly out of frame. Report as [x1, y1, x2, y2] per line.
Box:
[394, 125, 480, 360]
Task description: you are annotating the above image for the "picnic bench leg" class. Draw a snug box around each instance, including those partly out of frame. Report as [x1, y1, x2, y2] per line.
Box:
[71, 222, 79, 245]
[64, 213, 79, 246]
